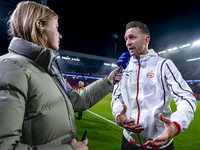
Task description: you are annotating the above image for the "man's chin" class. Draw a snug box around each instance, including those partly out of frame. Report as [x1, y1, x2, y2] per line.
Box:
[130, 52, 137, 57]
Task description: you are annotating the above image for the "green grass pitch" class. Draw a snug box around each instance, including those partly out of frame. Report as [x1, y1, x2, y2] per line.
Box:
[74, 94, 200, 150]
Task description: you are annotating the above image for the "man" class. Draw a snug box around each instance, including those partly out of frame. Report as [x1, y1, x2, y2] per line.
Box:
[77, 81, 85, 92]
[111, 21, 197, 150]
[76, 81, 85, 120]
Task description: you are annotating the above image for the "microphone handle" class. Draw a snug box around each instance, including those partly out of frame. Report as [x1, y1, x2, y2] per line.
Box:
[117, 65, 124, 74]
[113, 65, 124, 85]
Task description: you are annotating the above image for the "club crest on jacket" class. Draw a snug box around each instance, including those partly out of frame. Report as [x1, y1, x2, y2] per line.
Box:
[146, 70, 155, 79]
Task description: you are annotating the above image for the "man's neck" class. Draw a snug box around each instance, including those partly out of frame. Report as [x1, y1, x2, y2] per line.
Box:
[136, 48, 149, 59]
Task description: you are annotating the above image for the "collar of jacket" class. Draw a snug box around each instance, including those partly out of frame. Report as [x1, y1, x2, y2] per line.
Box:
[130, 49, 157, 67]
[8, 37, 59, 74]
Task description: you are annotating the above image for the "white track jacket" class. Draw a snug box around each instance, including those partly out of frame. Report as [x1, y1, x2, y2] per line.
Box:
[112, 49, 197, 149]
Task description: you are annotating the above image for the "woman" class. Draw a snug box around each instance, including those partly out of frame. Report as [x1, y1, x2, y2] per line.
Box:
[0, 1, 122, 150]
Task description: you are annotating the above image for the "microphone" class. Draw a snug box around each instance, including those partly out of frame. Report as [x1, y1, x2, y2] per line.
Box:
[113, 52, 131, 85]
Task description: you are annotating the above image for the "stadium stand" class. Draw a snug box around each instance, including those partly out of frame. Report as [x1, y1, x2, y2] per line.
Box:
[57, 49, 117, 78]
[57, 47, 200, 99]
[56, 50, 117, 91]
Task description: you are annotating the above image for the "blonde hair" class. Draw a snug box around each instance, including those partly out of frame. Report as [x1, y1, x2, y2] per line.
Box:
[8, 1, 58, 47]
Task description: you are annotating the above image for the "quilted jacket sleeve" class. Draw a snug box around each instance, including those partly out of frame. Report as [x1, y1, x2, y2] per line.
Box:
[68, 77, 113, 112]
[0, 60, 75, 150]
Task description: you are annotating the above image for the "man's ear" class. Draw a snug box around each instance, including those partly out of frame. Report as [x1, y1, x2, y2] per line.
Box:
[35, 20, 43, 30]
[145, 35, 150, 45]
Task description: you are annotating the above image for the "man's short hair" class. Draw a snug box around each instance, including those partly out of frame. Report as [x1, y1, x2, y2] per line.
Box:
[126, 21, 151, 38]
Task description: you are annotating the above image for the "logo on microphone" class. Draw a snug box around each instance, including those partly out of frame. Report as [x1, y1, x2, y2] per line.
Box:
[146, 70, 155, 79]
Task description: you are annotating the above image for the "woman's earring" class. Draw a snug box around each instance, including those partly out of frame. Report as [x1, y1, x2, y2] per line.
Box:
[40, 26, 43, 30]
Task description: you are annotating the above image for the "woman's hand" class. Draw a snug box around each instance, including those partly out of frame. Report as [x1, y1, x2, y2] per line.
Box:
[70, 138, 88, 150]
[107, 67, 123, 85]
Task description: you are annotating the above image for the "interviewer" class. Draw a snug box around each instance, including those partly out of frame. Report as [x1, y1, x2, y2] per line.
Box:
[0, 1, 122, 150]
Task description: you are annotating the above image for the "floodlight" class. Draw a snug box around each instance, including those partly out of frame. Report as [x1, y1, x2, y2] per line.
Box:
[180, 43, 190, 48]
[111, 63, 117, 67]
[187, 57, 200, 62]
[168, 47, 177, 52]
[72, 58, 80, 61]
[104, 63, 111, 66]
[158, 50, 166, 54]
[193, 40, 200, 46]
[62, 56, 70, 60]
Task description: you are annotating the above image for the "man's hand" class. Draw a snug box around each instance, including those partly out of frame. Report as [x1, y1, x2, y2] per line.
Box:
[70, 138, 88, 150]
[107, 67, 123, 85]
[117, 104, 144, 133]
[145, 113, 179, 147]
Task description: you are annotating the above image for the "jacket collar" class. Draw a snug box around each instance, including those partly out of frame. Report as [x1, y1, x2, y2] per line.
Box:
[130, 49, 157, 63]
[130, 49, 157, 67]
[8, 37, 59, 73]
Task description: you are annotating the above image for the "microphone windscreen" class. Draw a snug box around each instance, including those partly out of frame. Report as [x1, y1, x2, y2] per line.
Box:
[117, 52, 131, 69]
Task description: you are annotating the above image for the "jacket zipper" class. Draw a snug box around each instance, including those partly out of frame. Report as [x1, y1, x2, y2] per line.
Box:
[136, 57, 142, 145]
[136, 57, 141, 124]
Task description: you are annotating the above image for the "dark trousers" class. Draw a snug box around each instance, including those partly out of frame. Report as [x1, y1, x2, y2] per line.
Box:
[121, 135, 175, 150]
[78, 111, 82, 119]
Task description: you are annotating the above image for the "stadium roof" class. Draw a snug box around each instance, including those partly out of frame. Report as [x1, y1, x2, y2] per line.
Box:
[1, 0, 200, 80]
[1, 0, 200, 58]
[59, 49, 117, 63]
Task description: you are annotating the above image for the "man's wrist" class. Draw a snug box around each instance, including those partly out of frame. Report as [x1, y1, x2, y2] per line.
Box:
[116, 114, 120, 119]
[116, 114, 122, 126]
[172, 121, 181, 135]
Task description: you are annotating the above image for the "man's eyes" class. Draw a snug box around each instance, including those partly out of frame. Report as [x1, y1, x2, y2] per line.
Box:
[125, 36, 135, 41]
